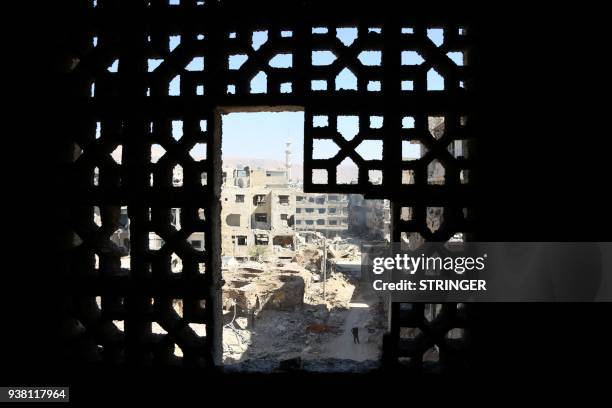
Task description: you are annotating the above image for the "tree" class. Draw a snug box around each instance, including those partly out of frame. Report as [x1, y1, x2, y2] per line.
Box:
[249, 245, 268, 261]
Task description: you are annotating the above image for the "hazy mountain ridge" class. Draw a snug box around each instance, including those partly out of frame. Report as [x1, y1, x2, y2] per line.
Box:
[223, 157, 360, 184]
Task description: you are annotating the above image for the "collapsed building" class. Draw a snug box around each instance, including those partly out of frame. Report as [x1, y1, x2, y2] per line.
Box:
[220, 234, 383, 364]
[222, 263, 310, 316]
[217, 142, 390, 364]
[347, 195, 391, 242]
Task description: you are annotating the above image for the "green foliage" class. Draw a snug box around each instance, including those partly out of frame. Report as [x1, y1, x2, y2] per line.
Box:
[249, 245, 268, 260]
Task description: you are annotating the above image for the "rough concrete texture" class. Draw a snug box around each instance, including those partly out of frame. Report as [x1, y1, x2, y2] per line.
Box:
[222, 262, 312, 314]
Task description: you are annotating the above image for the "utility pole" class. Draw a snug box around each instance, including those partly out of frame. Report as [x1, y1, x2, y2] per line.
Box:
[322, 236, 327, 301]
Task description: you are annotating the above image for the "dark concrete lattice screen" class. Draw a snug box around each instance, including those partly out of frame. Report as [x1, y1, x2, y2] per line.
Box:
[63, 0, 474, 371]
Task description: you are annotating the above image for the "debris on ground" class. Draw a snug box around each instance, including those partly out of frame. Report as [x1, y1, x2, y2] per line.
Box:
[220, 234, 387, 366]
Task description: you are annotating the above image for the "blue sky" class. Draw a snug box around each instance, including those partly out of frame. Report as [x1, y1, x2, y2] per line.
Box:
[221, 111, 421, 163]
[164, 27, 452, 95]
[167, 28, 453, 163]
[222, 112, 305, 161]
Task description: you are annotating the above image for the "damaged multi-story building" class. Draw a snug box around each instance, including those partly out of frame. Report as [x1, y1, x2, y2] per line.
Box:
[220, 141, 357, 257]
[294, 193, 350, 238]
[347, 195, 391, 242]
[221, 164, 297, 260]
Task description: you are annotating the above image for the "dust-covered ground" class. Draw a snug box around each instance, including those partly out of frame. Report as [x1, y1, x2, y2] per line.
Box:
[222, 271, 387, 371]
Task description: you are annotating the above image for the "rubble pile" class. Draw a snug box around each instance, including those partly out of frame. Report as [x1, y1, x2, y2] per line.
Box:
[292, 245, 322, 272]
[326, 237, 361, 259]
[221, 234, 386, 368]
[223, 270, 361, 363]
[222, 262, 311, 314]
[304, 272, 355, 310]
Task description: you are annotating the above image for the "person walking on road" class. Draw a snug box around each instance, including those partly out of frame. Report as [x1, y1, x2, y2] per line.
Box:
[351, 327, 360, 344]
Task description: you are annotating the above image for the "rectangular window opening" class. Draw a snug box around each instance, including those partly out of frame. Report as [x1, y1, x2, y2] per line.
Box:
[219, 110, 388, 372]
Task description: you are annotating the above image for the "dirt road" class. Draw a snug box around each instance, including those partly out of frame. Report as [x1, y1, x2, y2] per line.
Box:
[319, 287, 381, 361]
